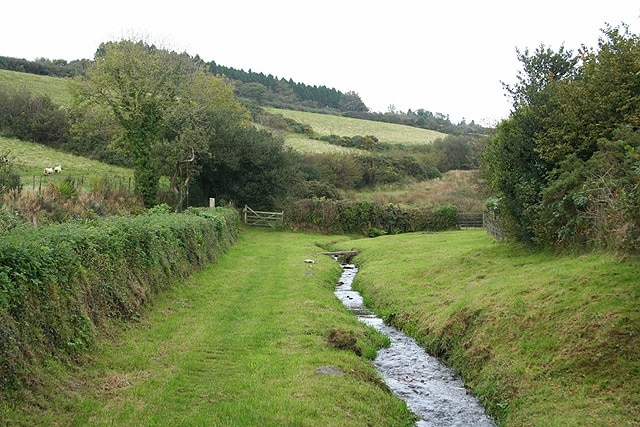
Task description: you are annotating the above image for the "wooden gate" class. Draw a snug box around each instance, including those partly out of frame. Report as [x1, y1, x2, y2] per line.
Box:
[242, 205, 284, 229]
[458, 212, 485, 228]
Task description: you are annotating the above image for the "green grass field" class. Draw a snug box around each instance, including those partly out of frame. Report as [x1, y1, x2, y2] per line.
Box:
[267, 108, 446, 146]
[1, 135, 133, 191]
[0, 69, 71, 106]
[4, 227, 637, 426]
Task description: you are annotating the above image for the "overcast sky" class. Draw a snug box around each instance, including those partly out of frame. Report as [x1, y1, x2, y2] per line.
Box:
[2, 1, 639, 125]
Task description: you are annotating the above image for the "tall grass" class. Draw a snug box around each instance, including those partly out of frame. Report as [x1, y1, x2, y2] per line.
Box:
[345, 170, 489, 211]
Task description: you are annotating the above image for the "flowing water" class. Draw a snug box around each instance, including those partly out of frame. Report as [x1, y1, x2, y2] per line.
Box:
[334, 263, 496, 427]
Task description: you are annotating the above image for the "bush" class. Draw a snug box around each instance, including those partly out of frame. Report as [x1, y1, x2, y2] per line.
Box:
[0, 88, 69, 147]
[0, 157, 21, 196]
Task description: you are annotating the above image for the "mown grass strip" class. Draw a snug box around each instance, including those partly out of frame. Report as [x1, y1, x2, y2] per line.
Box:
[2, 228, 415, 426]
[337, 229, 640, 426]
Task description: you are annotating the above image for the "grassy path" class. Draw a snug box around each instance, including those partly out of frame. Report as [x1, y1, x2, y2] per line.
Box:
[5, 228, 414, 426]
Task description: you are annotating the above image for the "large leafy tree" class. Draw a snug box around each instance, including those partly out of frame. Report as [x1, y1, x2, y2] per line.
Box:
[155, 70, 249, 210]
[533, 25, 640, 249]
[483, 44, 578, 242]
[198, 125, 302, 210]
[70, 40, 191, 206]
[483, 24, 640, 251]
[70, 40, 247, 207]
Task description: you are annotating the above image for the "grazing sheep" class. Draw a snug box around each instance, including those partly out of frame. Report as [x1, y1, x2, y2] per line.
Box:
[44, 167, 54, 175]
[0, 156, 7, 163]
[54, 165, 62, 173]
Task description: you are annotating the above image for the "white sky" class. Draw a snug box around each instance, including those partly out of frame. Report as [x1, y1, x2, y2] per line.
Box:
[2, 1, 639, 125]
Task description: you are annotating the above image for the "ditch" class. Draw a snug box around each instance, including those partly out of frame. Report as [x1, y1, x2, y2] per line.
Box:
[333, 261, 496, 427]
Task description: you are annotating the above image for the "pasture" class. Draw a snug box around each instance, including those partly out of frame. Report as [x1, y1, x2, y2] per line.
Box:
[1, 135, 133, 191]
[0, 69, 71, 106]
[266, 107, 447, 146]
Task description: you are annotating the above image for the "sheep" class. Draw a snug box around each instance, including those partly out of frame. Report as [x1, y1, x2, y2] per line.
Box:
[44, 167, 54, 175]
[0, 156, 7, 163]
[53, 165, 62, 174]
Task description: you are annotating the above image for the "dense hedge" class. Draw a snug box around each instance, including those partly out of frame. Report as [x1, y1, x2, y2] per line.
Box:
[285, 198, 458, 235]
[0, 207, 240, 392]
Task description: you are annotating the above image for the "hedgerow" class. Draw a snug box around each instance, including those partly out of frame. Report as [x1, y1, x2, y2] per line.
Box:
[0, 207, 240, 392]
[285, 198, 458, 235]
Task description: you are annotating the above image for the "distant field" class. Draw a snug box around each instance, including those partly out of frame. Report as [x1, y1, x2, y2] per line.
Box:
[1, 135, 133, 190]
[0, 69, 71, 105]
[283, 134, 359, 154]
[267, 107, 446, 145]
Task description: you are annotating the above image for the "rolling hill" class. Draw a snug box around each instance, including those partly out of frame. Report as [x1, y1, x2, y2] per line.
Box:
[0, 68, 71, 105]
[0, 69, 446, 156]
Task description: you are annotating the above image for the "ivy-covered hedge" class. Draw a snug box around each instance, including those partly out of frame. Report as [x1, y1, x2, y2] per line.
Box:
[0, 207, 240, 392]
[285, 199, 458, 235]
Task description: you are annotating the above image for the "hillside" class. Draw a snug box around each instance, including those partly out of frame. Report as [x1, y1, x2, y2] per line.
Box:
[0, 69, 71, 105]
[0, 66, 486, 211]
[0, 69, 447, 156]
[1, 135, 133, 190]
[267, 107, 446, 146]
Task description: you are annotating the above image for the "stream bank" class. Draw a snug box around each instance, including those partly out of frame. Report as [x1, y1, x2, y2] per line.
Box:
[334, 262, 495, 427]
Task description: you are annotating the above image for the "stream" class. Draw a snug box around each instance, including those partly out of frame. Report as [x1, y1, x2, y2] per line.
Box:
[333, 262, 496, 427]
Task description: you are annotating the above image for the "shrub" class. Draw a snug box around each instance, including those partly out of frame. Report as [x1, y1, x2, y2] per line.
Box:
[0, 157, 21, 196]
[0, 88, 69, 147]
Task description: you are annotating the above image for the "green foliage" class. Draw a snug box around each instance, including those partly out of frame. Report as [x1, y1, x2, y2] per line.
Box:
[0, 207, 239, 392]
[56, 177, 78, 200]
[0, 87, 69, 146]
[72, 40, 251, 208]
[209, 62, 368, 112]
[300, 151, 442, 191]
[292, 180, 341, 200]
[0, 206, 22, 232]
[0, 56, 90, 78]
[482, 108, 548, 242]
[431, 135, 484, 171]
[318, 134, 388, 151]
[285, 198, 458, 235]
[0, 154, 21, 195]
[198, 125, 303, 210]
[302, 153, 364, 190]
[483, 24, 640, 251]
[72, 41, 196, 206]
